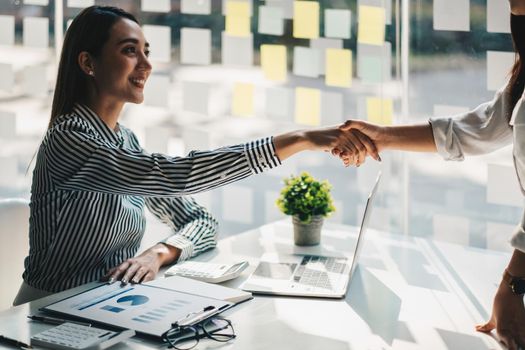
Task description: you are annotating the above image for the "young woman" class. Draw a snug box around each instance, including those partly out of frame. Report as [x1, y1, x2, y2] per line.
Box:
[12, 6, 377, 305]
[338, 1, 525, 348]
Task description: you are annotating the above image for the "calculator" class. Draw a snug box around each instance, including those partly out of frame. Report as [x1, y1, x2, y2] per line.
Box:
[31, 322, 135, 350]
[165, 261, 249, 283]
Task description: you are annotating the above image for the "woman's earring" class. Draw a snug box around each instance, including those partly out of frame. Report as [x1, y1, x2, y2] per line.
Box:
[88, 71, 94, 76]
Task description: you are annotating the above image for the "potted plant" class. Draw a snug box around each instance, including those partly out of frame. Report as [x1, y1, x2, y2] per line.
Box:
[276, 172, 336, 246]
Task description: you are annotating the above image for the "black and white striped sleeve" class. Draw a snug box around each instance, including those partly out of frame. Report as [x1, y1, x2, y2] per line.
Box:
[145, 196, 219, 261]
[43, 119, 281, 197]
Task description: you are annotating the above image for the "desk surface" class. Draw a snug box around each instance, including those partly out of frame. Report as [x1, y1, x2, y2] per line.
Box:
[0, 221, 509, 349]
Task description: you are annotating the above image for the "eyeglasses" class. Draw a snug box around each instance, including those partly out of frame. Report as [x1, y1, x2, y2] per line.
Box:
[161, 316, 236, 350]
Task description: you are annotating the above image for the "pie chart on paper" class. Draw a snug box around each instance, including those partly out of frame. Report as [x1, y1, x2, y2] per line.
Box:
[116, 295, 149, 306]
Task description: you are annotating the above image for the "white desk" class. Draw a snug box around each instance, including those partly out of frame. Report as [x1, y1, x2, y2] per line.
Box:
[0, 220, 509, 349]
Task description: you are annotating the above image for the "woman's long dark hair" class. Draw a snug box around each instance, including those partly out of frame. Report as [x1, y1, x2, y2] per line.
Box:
[49, 6, 138, 128]
[510, 14, 525, 111]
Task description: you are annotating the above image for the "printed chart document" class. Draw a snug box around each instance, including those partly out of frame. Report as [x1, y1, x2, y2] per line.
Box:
[42, 283, 232, 338]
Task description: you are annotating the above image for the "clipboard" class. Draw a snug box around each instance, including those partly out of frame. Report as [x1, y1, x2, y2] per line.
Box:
[40, 282, 233, 338]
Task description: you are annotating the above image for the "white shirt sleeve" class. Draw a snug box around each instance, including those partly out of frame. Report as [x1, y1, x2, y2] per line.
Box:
[511, 212, 525, 254]
[428, 88, 514, 161]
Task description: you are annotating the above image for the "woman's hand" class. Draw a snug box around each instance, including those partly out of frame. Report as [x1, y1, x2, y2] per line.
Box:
[476, 282, 525, 350]
[103, 243, 181, 284]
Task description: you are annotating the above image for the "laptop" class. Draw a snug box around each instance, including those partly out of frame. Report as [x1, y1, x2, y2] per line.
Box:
[242, 172, 381, 298]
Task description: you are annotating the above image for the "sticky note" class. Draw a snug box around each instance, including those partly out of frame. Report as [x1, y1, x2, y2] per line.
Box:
[226, 16, 251, 37]
[487, 0, 510, 33]
[487, 51, 514, 91]
[23, 17, 49, 48]
[310, 38, 343, 74]
[141, 0, 170, 12]
[357, 6, 385, 46]
[222, 32, 253, 67]
[325, 48, 352, 88]
[222, 0, 252, 15]
[359, 56, 382, 83]
[144, 74, 170, 107]
[321, 91, 344, 125]
[182, 81, 211, 115]
[260, 44, 287, 82]
[0, 111, 16, 138]
[366, 97, 393, 125]
[266, 87, 294, 122]
[142, 25, 171, 63]
[295, 87, 320, 126]
[487, 163, 524, 207]
[433, 104, 469, 117]
[180, 28, 211, 65]
[67, 0, 95, 7]
[0, 16, 14, 46]
[360, 0, 392, 25]
[232, 82, 254, 117]
[433, 0, 469, 31]
[258, 6, 285, 36]
[293, 1, 320, 39]
[0, 64, 14, 92]
[357, 42, 392, 83]
[293, 47, 320, 78]
[181, 0, 211, 14]
[24, 0, 48, 5]
[222, 186, 254, 224]
[325, 9, 351, 39]
[433, 214, 470, 245]
[22, 64, 47, 96]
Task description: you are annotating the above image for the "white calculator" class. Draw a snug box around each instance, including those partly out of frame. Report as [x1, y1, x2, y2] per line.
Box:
[165, 261, 249, 283]
[31, 322, 135, 350]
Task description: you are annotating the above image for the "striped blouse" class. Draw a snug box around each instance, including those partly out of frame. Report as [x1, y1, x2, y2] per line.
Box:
[25, 104, 281, 292]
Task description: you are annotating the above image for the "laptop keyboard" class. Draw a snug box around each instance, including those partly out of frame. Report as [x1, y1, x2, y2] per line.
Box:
[293, 255, 348, 289]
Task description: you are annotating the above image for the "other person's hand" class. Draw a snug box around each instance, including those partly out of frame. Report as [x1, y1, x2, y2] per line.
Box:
[476, 282, 525, 350]
[334, 120, 387, 165]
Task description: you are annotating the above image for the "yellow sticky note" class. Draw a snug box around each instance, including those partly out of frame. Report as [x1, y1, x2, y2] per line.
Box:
[260, 44, 287, 82]
[325, 48, 352, 88]
[226, 16, 251, 36]
[295, 87, 321, 126]
[358, 5, 386, 45]
[226, 1, 250, 17]
[293, 1, 320, 39]
[232, 82, 254, 117]
[366, 97, 393, 125]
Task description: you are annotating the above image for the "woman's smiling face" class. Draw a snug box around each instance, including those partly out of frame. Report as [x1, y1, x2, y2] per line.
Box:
[90, 18, 152, 104]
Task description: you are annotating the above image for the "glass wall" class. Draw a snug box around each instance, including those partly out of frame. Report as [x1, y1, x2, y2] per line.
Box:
[0, 0, 518, 251]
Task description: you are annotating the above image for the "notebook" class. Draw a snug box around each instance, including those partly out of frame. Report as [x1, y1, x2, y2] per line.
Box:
[241, 172, 381, 298]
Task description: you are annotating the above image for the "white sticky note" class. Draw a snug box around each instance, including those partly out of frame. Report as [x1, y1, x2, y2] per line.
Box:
[0, 16, 14, 46]
[22, 64, 47, 96]
[142, 25, 171, 63]
[265, 87, 294, 122]
[0, 156, 17, 187]
[357, 42, 392, 83]
[265, 191, 284, 223]
[180, 28, 211, 65]
[221, 32, 253, 67]
[145, 126, 172, 153]
[181, 0, 211, 14]
[67, 0, 95, 7]
[433, 0, 469, 31]
[0, 111, 16, 138]
[487, 51, 514, 91]
[182, 81, 211, 115]
[433, 104, 469, 117]
[487, 0, 510, 33]
[258, 6, 285, 36]
[293, 46, 320, 78]
[0, 64, 14, 92]
[144, 74, 170, 108]
[433, 214, 470, 245]
[266, 0, 294, 19]
[321, 91, 344, 125]
[182, 127, 211, 153]
[23, 17, 48, 48]
[24, 0, 48, 5]
[487, 163, 524, 207]
[310, 38, 343, 74]
[486, 222, 515, 252]
[325, 9, 351, 39]
[141, 0, 170, 12]
[222, 185, 253, 224]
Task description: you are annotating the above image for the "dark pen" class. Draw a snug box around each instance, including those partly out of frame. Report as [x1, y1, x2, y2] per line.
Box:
[27, 315, 91, 327]
[0, 335, 32, 349]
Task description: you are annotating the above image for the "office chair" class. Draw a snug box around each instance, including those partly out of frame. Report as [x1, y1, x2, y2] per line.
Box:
[0, 198, 29, 310]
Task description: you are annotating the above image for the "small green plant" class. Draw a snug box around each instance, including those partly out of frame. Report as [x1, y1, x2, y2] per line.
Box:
[276, 172, 336, 224]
